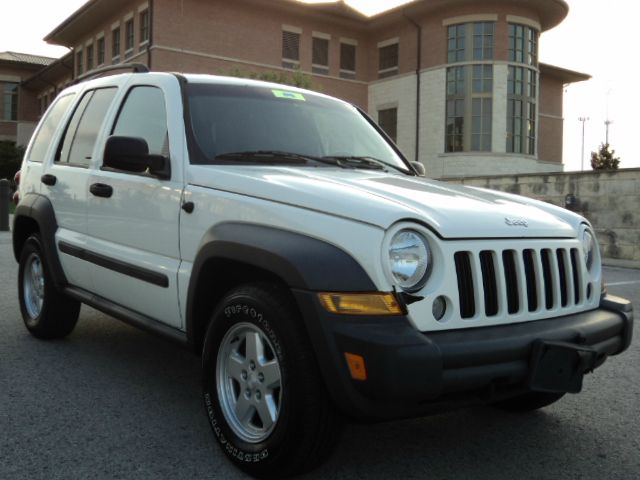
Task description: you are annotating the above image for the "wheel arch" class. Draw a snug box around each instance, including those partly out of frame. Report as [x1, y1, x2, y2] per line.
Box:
[12, 193, 68, 289]
[186, 223, 377, 353]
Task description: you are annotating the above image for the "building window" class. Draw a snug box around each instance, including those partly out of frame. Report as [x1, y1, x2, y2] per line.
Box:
[140, 9, 150, 44]
[378, 108, 398, 143]
[86, 44, 94, 71]
[472, 98, 492, 151]
[97, 37, 105, 65]
[445, 64, 493, 152]
[76, 50, 83, 76]
[509, 24, 538, 66]
[312, 36, 329, 75]
[2, 82, 18, 121]
[507, 66, 537, 155]
[507, 23, 538, 155]
[449, 22, 495, 63]
[445, 67, 465, 152]
[473, 22, 495, 60]
[378, 42, 399, 79]
[447, 24, 465, 63]
[125, 19, 134, 56]
[282, 30, 300, 69]
[340, 42, 356, 79]
[444, 22, 495, 153]
[112, 27, 121, 62]
[472, 64, 493, 93]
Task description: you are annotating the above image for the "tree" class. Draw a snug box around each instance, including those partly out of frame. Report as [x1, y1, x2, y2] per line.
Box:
[0, 141, 25, 187]
[590, 143, 620, 170]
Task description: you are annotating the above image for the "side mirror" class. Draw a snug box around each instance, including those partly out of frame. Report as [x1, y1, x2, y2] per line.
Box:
[103, 136, 170, 179]
[411, 161, 426, 177]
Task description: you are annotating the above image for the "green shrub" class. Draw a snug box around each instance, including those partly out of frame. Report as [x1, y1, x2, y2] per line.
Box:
[0, 140, 24, 187]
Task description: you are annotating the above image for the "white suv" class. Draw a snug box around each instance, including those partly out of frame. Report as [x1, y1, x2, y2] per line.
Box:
[12, 67, 633, 478]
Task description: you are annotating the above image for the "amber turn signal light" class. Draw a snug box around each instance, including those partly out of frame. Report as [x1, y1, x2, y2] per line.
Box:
[344, 352, 367, 381]
[317, 292, 404, 316]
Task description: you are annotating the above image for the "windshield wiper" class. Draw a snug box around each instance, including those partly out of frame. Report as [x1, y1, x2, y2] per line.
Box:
[323, 155, 410, 173]
[215, 150, 315, 164]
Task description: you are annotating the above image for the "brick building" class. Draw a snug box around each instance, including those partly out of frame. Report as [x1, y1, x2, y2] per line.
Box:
[3, 0, 589, 178]
[0, 52, 57, 146]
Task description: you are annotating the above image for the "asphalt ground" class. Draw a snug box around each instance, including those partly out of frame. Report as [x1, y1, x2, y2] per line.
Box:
[1, 227, 639, 480]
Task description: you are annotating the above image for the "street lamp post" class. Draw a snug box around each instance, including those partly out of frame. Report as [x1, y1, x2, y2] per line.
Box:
[605, 119, 613, 145]
[578, 117, 589, 171]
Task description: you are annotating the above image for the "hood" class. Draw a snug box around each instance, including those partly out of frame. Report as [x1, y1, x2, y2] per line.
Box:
[188, 166, 580, 238]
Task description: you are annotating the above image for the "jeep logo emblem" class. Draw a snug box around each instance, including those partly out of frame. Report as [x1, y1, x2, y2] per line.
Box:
[505, 217, 529, 227]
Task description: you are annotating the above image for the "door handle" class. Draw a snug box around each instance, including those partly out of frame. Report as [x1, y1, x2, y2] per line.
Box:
[41, 174, 57, 186]
[90, 183, 113, 198]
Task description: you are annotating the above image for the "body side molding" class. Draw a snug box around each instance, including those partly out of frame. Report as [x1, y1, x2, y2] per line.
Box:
[59, 241, 170, 288]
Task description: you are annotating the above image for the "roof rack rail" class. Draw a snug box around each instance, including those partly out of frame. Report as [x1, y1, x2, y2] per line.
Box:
[72, 63, 149, 85]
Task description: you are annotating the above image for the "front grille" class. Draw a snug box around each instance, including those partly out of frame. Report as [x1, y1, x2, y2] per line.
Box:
[455, 246, 586, 319]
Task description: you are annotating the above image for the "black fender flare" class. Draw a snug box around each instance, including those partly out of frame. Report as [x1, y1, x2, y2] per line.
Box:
[186, 222, 377, 344]
[12, 193, 68, 289]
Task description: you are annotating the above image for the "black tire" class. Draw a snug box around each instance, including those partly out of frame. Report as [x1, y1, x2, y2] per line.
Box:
[202, 283, 343, 478]
[494, 391, 565, 413]
[18, 234, 80, 339]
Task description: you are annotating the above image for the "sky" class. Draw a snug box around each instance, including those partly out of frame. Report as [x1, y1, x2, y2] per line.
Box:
[0, 0, 636, 171]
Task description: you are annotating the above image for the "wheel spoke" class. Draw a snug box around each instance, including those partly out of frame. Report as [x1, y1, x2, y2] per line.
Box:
[255, 394, 277, 431]
[227, 352, 246, 382]
[30, 261, 39, 282]
[245, 331, 265, 362]
[260, 360, 281, 389]
[234, 394, 254, 424]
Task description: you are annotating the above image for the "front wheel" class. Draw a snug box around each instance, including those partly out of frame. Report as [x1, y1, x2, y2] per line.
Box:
[202, 283, 342, 478]
[18, 234, 80, 339]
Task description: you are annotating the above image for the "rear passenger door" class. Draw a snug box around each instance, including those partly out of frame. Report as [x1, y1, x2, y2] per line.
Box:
[45, 88, 118, 290]
[86, 77, 184, 329]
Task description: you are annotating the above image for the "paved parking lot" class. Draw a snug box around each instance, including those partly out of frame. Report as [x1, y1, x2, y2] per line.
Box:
[1, 227, 638, 480]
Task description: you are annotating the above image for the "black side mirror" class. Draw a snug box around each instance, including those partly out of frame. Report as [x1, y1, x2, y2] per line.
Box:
[103, 136, 170, 179]
[411, 161, 426, 177]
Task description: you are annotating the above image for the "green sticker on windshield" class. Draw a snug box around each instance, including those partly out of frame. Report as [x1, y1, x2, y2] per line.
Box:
[272, 89, 306, 101]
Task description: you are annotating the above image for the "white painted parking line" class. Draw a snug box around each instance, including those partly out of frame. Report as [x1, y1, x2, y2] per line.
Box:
[606, 281, 640, 287]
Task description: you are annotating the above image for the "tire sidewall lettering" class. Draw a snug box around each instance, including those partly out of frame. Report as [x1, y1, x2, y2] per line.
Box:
[205, 299, 283, 464]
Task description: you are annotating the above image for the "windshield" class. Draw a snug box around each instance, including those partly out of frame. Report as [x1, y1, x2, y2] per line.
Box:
[186, 82, 412, 173]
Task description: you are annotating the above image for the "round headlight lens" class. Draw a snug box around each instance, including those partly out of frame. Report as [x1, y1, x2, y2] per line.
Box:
[582, 229, 595, 270]
[388, 230, 430, 291]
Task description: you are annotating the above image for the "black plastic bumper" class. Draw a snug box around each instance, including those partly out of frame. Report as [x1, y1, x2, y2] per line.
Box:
[293, 292, 633, 421]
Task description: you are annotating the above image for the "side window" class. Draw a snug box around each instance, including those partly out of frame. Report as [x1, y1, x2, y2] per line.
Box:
[57, 87, 117, 167]
[27, 94, 76, 163]
[112, 86, 169, 157]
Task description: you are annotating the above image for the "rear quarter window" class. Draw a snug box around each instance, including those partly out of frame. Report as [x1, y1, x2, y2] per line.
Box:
[26, 94, 76, 163]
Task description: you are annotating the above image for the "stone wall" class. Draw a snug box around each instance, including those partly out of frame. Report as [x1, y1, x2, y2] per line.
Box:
[443, 168, 640, 268]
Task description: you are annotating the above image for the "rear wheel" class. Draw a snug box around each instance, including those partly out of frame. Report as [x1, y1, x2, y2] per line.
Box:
[18, 234, 80, 339]
[494, 391, 565, 413]
[202, 283, 342, 478]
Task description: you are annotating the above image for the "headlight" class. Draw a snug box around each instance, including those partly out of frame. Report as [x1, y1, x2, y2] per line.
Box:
[388, 230, 430, 292]
[582, 229, 595, 270]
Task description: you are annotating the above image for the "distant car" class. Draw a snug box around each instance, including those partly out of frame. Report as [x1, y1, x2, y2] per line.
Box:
[12, 66, 633, 478]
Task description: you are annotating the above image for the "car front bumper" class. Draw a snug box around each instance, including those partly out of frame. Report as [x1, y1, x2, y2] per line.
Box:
[293, 292, 633, 421]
